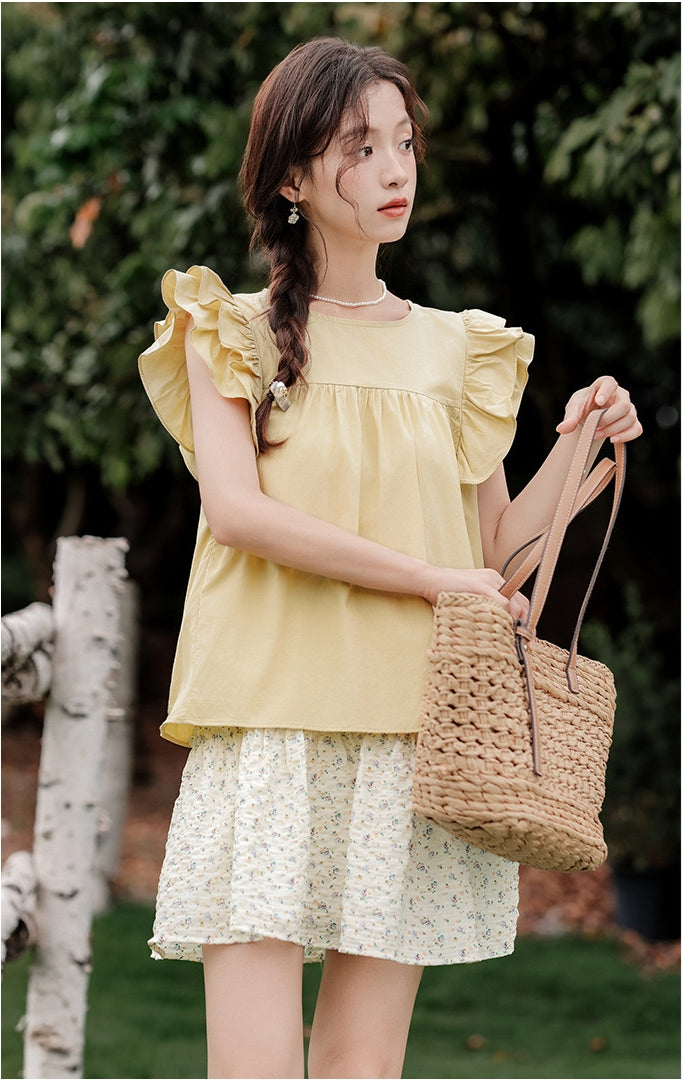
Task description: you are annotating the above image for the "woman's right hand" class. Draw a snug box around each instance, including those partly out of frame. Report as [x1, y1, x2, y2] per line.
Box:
[420, 566, 529, 623]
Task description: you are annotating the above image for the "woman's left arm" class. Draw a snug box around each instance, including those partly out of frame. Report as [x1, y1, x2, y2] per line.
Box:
[478, 376, 643, 572]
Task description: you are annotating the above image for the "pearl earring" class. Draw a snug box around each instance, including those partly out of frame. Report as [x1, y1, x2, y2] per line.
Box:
[288, 202, 300, 225]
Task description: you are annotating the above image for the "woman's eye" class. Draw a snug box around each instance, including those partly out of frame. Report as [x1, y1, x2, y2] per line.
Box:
[399, 137, 414, 152]
[358, 145, 373, 158]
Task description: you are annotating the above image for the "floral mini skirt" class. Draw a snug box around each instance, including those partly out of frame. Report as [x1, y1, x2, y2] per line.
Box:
[149, 727, 519, 966]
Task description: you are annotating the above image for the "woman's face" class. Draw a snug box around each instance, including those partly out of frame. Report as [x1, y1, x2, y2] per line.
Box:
[297, 80, 418, 253]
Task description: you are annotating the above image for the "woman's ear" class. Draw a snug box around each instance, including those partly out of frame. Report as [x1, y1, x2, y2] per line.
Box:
[279, 176, 301, 204]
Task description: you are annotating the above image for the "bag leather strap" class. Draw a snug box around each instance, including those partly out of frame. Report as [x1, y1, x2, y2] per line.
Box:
[497, 412, 626, 774]
[499, 456, 617, 596]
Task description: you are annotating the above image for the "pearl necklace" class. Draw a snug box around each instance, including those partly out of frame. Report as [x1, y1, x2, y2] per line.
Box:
[311, 280, 387, 308]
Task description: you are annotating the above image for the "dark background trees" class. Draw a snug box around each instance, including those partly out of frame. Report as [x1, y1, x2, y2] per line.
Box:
[2, 2, 679, 863]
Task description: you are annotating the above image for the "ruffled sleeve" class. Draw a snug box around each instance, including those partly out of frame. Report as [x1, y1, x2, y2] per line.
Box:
[457, 309, 534, 484]
[138, 265, 263, 477]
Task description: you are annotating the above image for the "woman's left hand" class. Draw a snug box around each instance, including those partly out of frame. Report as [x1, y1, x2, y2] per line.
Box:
[556, 376, 643, 443]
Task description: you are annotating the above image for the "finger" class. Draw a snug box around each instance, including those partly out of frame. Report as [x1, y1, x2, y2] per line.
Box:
[595, 400, 638, 439]
[595, 408, 633, 436]
[600, 416, 643, 443]
[596, 386, 631, 416]
[556, 415, 582, 434]
[487, 588, 510, 610]
[556, 416, 578, 434]
[557, 378, 623, 435]
[556, 391, 589, 434]
[591, 376, 619, 408]
[480, 568, 503, 586]
[493, 583, 529, 621]
[510, 595, 530, 622]
[556, 384, 600, 433]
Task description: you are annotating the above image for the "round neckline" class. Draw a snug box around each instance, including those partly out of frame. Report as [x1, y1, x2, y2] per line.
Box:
[308, 300, 414, 327]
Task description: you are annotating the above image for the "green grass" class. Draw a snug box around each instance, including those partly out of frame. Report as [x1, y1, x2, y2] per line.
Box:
[405, 938, 679, 1078]
[2, 904, 679, 1079]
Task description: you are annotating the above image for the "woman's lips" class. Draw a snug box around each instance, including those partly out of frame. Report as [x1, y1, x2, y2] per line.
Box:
[378, 200, 409, 218]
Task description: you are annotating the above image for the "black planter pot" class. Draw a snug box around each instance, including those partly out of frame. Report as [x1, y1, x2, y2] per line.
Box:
[613, 865, 681, 941]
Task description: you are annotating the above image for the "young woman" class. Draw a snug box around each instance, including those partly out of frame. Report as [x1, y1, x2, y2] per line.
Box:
[139, 37, 642, 1080]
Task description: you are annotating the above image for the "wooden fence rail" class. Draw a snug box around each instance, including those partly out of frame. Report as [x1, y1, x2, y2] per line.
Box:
[1, 536, 137, 1080]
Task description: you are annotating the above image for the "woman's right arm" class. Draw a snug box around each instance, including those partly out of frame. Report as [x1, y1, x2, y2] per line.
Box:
[186, 324, 528, 619]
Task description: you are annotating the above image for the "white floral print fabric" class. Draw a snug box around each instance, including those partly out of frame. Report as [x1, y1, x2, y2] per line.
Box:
[149, 728, 519, 966]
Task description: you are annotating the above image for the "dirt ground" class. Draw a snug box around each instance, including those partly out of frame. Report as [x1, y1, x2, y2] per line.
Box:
[2, 701, 678, 974]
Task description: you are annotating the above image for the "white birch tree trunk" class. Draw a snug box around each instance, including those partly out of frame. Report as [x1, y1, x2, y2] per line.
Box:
[1, 602, 54, 705]
[92, 581, 138, 914]
[23, 536, 130, 1080]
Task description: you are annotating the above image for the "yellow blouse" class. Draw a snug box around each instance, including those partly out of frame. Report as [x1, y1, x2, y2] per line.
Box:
[139, 265, 533, 747]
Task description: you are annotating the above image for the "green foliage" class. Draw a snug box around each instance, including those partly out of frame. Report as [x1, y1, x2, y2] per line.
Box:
[546, 51, 680, 347]
[2, 904, 680, 1078]
[2, 2, 277, 489]
[582, 585, 681, 870]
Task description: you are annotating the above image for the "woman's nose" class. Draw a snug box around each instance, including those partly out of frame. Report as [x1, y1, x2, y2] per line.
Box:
[378, 146, 410, 189]
[384, 157, 409, 188]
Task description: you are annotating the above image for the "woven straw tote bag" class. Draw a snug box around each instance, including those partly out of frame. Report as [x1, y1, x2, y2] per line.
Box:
[412, 411, 626, 872]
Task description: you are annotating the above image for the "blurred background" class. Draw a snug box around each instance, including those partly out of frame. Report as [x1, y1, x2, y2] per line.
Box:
[2, 3, 680, 1078]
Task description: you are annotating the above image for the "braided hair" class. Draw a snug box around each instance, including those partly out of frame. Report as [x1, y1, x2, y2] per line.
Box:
[239, 37, 427, 452]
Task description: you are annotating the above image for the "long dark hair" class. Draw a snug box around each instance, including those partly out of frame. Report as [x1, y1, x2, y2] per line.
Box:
[239, 37, 428, 452]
